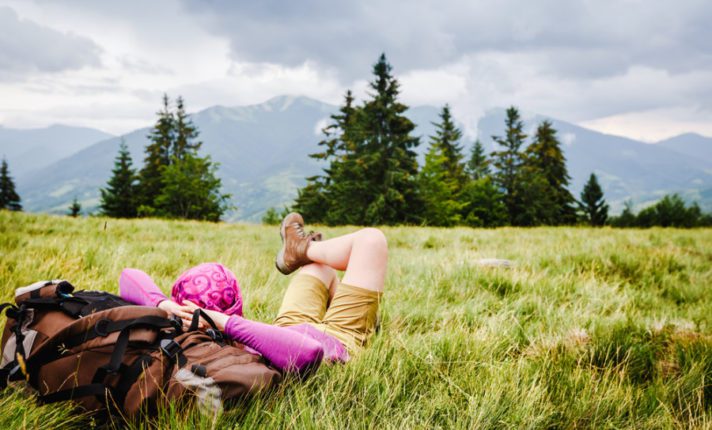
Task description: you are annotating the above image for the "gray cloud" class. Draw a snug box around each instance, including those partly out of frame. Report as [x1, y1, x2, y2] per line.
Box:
[1, 0, 710, 139]
[0, 6, 101, 80]
[180, 0, 712, 81]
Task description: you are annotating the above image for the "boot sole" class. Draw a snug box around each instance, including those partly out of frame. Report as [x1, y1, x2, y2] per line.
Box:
[275, 215, 291, 274]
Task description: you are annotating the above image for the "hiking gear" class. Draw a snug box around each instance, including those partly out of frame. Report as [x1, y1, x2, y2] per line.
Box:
[0, 280, 280, 419]
[172, 263, 244, 316]
[275, 213, 321, 275]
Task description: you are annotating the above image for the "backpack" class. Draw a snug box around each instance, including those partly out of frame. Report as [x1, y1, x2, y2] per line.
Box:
[0, 280, 281, 419]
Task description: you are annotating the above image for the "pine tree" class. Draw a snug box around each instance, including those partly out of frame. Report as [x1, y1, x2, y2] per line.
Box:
[430, 105, 467, 186]
[294, 178, 329, 223]
[467, 139, 490, 180]
[579, 173, 608, 226]
[137, 94, 174, 211]
[525, 121, 577, 224]
[100, 140, 138, 218]
[173, 96, 202, 160]
[491, 107, 528, 224]
[418, 105, 468, 226]
[298, 54, 421, 225]
[460, 177, 508, 227]
[356, 53, 421, 225]
[154, 153, 231, 222]
[418, 145, 466, 226]
[610, 200, 636, 227]
[294, 91, 359, 223]
[0, 158, 22, 211]
[68, 197, 81, 217]
[512, 167, 555, 226]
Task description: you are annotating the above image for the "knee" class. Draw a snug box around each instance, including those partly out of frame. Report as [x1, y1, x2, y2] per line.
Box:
[299, 263, 337, 285]
[358, 228, 388, 254]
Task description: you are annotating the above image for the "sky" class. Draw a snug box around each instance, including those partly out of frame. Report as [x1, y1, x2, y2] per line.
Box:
[0, 0, 710, 142]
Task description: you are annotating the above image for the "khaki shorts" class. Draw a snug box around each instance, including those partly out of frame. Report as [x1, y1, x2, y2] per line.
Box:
[273, 273, 382, 354]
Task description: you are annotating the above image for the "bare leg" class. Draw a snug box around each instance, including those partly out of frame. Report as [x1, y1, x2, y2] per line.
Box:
[306, 228, 388, 293]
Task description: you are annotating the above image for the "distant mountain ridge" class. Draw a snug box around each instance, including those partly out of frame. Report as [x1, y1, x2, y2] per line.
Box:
[0, 124, 113, 176]
[476, 111, 712, 212]
[12, 95, 712, 221]
[657, 133, 712, 166]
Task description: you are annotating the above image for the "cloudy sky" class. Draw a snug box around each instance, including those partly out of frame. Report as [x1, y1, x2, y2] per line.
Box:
[0, 0, 710, 141]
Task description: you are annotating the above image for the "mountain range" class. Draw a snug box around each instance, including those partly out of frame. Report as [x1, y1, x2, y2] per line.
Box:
[4, 95, 712, 222]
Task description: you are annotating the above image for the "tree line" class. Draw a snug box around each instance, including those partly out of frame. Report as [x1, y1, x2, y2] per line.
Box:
[285, 53, 711, 228]
[2, 54, 711, 228]
[609, 194, 712, 228]
[293, 54, 598, 227]
[1, 96, 230, 221]
[99, 95, 230, 221]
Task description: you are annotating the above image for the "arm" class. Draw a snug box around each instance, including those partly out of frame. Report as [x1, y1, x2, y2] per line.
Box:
[199, 306, 324, 374]
[119, 268, 168, 307]
[119, 269, 198, 326]
[225, 316, 324, 374]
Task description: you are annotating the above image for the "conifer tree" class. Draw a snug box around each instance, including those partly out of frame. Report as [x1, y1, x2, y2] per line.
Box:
[155, 153, 231, 221]
[68, 197, 81, 217]
[298, 54, 421, 225]
[418, 105, 468, 226]
[173, 96, 202, 160]
[356, 53, 421, 225]
[580, 173, 608, 226]
[137, 94, 174, 210]
[467, 139, 490, 180]
[418, 145, 466, 226]
[525, 121, 577, 224]
[100, 140, 138, 218]
[611, 199, 636, 227]
[295, 91, 359, 223]
[491, 107, 528, 224]
[0, 158, 22, 211]
[460, 177, 508, 227]
[430, 105, 467, 186]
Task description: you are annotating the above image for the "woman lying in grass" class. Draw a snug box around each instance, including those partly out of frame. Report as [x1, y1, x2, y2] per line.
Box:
[118, 213, 386, 374]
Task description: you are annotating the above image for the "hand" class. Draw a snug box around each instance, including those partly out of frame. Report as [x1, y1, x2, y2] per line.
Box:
[157, 300, 206, 330]
[184, 300, 229, 331]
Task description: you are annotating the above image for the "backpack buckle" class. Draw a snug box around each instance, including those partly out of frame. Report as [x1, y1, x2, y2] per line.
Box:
[159, 339, 182, 359]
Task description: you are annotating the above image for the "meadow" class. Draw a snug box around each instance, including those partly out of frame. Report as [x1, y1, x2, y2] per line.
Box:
[0, 210, 710, 429]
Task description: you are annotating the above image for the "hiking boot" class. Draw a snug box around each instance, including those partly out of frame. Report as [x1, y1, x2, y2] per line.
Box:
[275, 212, 321, 275]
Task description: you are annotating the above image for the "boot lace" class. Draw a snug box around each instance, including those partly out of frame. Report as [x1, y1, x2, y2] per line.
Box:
[291, 222, 306, 238]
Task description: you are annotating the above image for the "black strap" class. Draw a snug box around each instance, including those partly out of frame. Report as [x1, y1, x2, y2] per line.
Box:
[6, 304, 28, 366]
[20, 296, 89, 318]
[38, 383, 109, 404]
[188, 308, 220, 332]
[92, 328, 132, 384]
[0, 303, 19, 380]
[112, 355, 153, 409]
[0, 360, 16, 390]
[0, 303, 17, 315]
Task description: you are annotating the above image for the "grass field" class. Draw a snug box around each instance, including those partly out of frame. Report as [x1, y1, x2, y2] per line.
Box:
[1, 210, 711, 429]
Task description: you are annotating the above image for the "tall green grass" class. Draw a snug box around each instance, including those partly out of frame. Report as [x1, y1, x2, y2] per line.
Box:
[0, 211, 710, 429]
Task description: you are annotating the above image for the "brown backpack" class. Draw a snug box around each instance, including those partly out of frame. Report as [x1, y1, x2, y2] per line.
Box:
[0, 280, 281, 419]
